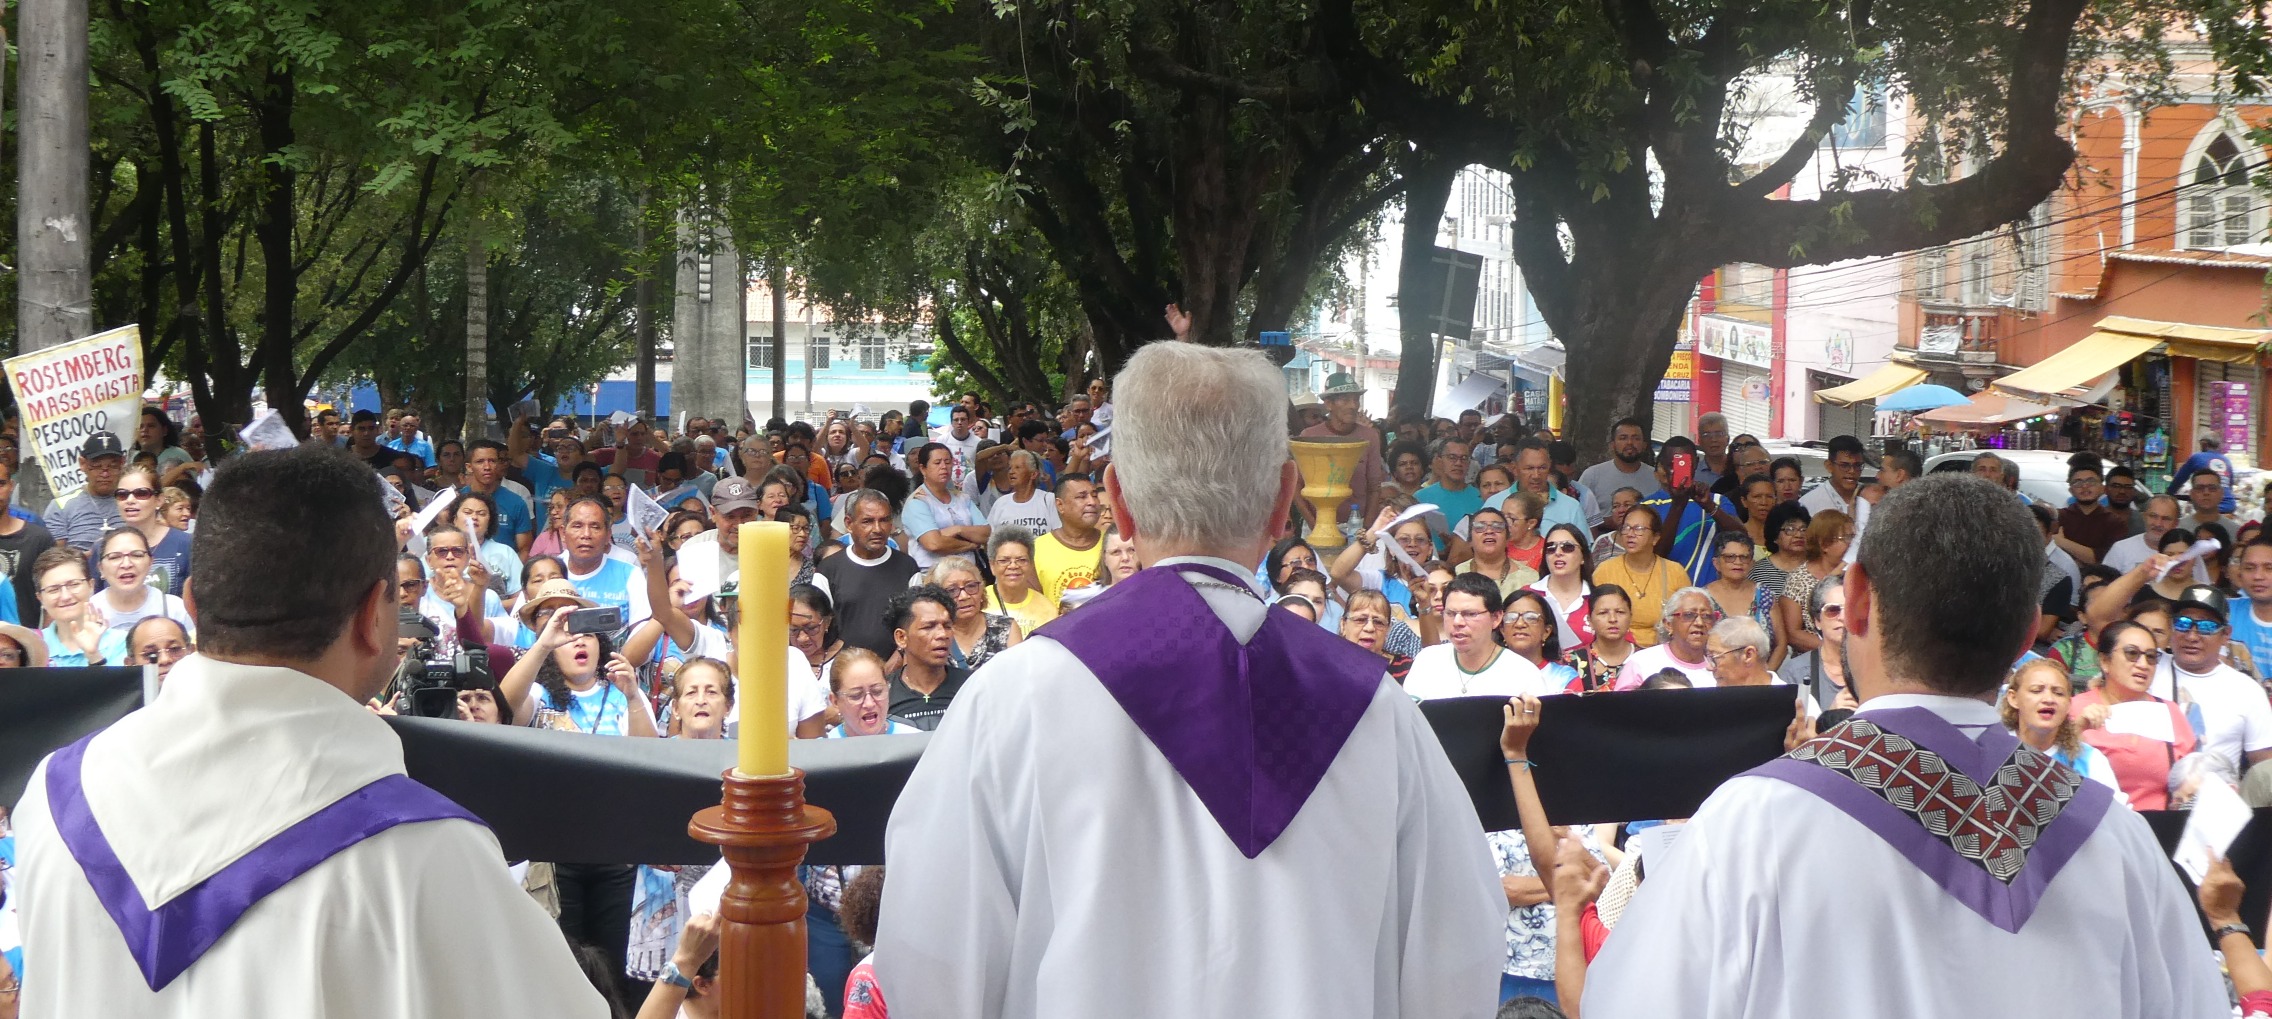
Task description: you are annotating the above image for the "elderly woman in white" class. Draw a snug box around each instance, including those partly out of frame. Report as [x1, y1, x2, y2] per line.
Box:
[1614, 586, 1721, 688]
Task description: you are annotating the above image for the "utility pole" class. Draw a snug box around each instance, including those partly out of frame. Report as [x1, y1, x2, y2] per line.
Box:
[16, 0, 92, 355]
[463, 180, 488, 443]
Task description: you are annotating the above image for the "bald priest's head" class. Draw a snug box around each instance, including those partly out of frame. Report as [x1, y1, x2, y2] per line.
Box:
[1101, 342, 1299, 572]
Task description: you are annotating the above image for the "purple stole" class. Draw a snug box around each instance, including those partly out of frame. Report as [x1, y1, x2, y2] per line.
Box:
[1747, 706, 2114, 933]
[1036, 563, 1388, 858]
[45, 734, 482, 991]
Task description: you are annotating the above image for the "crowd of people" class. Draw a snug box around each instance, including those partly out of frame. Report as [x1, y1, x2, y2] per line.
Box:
[6, 367, 2272, 1019]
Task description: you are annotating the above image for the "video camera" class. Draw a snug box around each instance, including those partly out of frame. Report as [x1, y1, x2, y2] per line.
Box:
[391, 607, 494, 719]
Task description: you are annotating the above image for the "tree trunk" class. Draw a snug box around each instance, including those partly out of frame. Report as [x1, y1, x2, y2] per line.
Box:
[1557, 300, 1687, 466]
[463, 196, 489, 443]
[633, 197, 656, 420]
[16, 0, 93, 355]
[189, 120, 249, 434]
[253, 67, 303, 437]
[769, 260, 787, 423]
[1392, 156, 1458, 422]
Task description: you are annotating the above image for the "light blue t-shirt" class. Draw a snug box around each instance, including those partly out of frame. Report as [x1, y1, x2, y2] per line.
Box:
[523, 454, 573, 529]
[464, 485, 534, 543]
[2231, 597, 2272, 684]
[539, 682, 631, 735]
[478, 540, 524, 596]
[385, 433, 437, 468]
[41, 624, 128, 667]
[1482, 486, 1589, 538]
[1417, 482, 1485, 533]
[567, 556, 651, 624]
[901, 488, 983, 569]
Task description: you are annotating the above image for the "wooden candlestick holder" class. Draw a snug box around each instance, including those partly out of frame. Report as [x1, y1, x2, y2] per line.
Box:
[689, 767, 838, 1019]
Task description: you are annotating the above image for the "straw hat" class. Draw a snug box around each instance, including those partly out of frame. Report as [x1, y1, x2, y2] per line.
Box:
[516, 578, 596, 626]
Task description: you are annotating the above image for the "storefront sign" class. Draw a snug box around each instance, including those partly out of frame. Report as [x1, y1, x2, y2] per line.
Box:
[1826, 330, 1854, 374]
[2215, 381, 2253, 455]
[1697, 315, 1774, 369]
[5, 325, 144, 500]
[1656, 338, 1694, 401]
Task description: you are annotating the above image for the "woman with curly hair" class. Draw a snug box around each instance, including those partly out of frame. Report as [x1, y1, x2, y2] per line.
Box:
[2001, 657, 2118, 793]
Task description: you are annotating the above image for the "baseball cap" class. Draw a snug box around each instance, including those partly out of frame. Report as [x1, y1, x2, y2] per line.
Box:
[81, 431, 126, 460]
[2173, 583, 2229, 624]
[712, 475, 761, 513]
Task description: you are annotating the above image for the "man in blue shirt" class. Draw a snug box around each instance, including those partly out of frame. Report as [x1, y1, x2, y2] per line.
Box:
[509, 416, 588, 531]
[2168, 435, 2238, 514]
[383, 411, 437, 468]
[1639, 435, 1744, 584]
[463, 440, 533, 554]
[1483, 438, 1587, 537]
[560, 496, 651, 625]
[1415, 437, 1484, 533]
[2230, 539, 2272, 683]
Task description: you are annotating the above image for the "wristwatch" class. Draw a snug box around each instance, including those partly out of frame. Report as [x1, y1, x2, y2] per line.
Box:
[661, 961, 695, 990]
[2214, 922, 2252, 942]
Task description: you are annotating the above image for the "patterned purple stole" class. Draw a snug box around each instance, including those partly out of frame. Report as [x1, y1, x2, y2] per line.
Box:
[45, 734, 482, 990]
[1747, 706, 2114, 933]
[1035, 562, 1388, 858]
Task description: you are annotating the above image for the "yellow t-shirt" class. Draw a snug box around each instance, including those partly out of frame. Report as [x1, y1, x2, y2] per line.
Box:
[1589, 555, 1691, 648]
[1034, 531, 1102, 607]
[990, 584, 1060, 636]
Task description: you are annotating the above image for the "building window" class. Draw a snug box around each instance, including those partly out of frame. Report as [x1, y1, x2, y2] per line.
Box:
[860, 334, 886, 371]
[1829, 85, 1886, 149]
[1717, 263, 1774, 309]
[808, 335, 831, 371]
[748, 341, 773, 370]
[2185, 133, 2263, 250]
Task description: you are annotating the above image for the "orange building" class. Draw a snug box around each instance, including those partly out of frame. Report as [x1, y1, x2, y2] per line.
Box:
[1883, 56, 2270, 478]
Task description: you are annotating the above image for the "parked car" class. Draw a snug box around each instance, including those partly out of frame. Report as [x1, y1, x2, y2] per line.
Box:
[1922, 449, 2074, 506]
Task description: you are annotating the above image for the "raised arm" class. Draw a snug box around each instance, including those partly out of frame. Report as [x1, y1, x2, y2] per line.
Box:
[501, 610, 572, 724]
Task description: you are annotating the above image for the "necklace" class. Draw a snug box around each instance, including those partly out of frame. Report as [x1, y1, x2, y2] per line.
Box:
[1621, 556, 1665, 606]
[1186, 576, 1263, 602]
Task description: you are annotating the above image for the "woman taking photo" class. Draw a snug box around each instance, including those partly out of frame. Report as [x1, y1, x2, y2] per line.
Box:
[1748, 502, 1812, 605]
[1777, 509, 1852, 656]
[2001, 659, 2119, 792]
[1704, 532, 1784, 668]
[88, 528, 193, 638]
[1526, 523, 1593, 651]
[1501, 589, 1579, 691]
[503, 602, 660, 737]
[927, 557, 1021, 670]
[2072, 620, 2194, 809]
[1776, 576, 1856, 713]
[985, 527, 1057, 635]
[1338, 589, 1413, 685]
[35, 546, 128, 667]
[1590, 506, 1690, 648]
[1559, 586, 1635, 693]
[454, 491, 523, 597]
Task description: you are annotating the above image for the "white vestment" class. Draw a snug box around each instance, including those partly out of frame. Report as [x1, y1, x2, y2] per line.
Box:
[13, 655, 606, 1018]
[1582, 693, 2225, 1019]
[875, 555, 1506, 1019]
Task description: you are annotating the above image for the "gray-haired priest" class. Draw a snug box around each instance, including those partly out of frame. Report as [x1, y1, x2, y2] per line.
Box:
[1583, 475, 2223, 1018]
[877, 341, 1505, 1018]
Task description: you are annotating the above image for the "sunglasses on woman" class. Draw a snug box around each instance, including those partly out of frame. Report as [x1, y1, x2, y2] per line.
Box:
[1543, 541, 1583, 555]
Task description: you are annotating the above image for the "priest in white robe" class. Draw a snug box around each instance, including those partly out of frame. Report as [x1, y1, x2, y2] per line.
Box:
[877, 342, 1506, 1019]
[12, 447, 604, 1018]
[1583, 475, 2225, 1019]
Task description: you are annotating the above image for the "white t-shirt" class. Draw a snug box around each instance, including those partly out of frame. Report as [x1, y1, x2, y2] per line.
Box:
[2150, 659, 2272, 772]
[94, 586, 194, 638]
[721, 644, 833, 733]
[931, 427, 984, 495]
[986, 489, 1061, 537]
[2103, 533, 2212, 584]
[1402, 644, 1554, 700]
[1616, 642, 1718, 689]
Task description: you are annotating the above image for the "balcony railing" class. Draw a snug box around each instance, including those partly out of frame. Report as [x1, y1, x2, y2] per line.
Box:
[1903, 303, 2017, 366]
